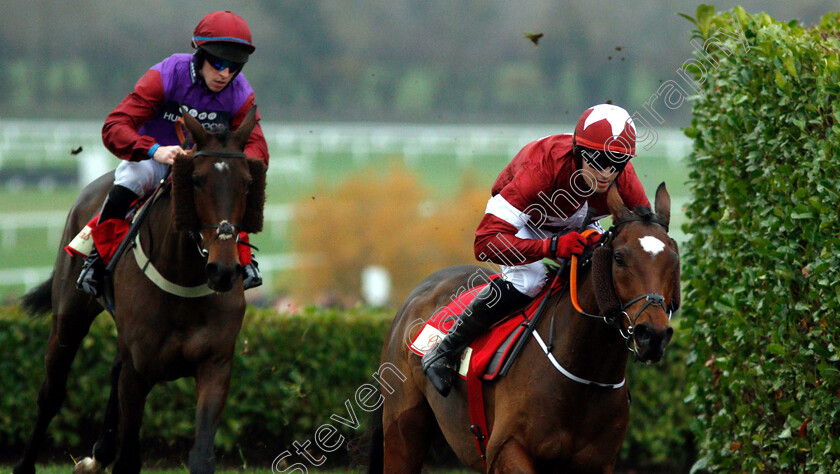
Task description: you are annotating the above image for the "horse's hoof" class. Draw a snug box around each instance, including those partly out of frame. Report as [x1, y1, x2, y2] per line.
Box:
[74, 457, 104, 474]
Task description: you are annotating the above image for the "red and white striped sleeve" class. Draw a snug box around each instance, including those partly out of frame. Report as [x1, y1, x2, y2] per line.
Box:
[474, 162, 554, 265]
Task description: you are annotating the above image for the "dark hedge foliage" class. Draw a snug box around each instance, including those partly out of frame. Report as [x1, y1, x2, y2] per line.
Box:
[0, 305, 393, 467]
[680, 6, 840, 473]
[1, 299, 693, 469]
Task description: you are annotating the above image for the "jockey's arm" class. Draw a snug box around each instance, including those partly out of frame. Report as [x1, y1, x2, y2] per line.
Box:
[230, 93, 269, 166]
[474, 209, 546, 266]
[473, 166, 558, 266]
[102, 69, 165, 162]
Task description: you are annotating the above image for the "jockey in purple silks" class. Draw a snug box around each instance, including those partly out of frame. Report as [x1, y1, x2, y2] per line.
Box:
[77, 11, 269, 297]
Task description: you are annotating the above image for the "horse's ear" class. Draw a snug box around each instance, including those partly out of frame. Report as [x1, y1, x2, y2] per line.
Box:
[231, 107, 258, 151]
[654, 182, 671, 229]
[241, 157, 266, 233]
[606, 184, 632, 222]
[180, 106, 209, 149]
[171, 153, 199, 231]
[592, 246, 623, 318]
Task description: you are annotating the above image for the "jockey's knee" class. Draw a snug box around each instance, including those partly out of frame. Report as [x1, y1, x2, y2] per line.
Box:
[501, 261, 548, 298]
[114, 160, 167, 196]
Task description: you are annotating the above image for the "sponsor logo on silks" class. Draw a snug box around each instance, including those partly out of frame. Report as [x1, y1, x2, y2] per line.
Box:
[159, 103, 232, 133]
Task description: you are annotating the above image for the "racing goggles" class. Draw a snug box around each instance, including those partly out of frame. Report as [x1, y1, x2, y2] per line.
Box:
[206, 54, 244, 74]
[580, 147, 631, 174]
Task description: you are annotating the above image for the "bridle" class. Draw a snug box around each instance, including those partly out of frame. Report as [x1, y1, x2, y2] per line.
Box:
[570, 217, 674, 352]
[186, 149, 248, 258]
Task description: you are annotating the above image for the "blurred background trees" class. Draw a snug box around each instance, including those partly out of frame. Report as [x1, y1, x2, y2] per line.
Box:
[1, 0, 833, 123]
[291, 162, 488, 304]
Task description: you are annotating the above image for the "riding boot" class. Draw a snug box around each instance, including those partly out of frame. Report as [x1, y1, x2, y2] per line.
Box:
[422, 279, 531, 397]
[242, 258, 263, 290]
[75, 185, 138, 297]
[237, 232, 263, 290]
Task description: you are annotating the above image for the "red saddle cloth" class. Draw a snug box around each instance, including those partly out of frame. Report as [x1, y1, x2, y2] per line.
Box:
[410, 273, 567, 463]
[64, 215, 129, 265]
[410, 274, 565, 381]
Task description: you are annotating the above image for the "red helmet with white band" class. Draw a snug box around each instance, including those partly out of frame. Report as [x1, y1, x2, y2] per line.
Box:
[574, 104, 636, 156]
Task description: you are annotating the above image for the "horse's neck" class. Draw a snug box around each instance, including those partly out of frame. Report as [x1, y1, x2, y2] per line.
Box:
[140, 195, 207, 283]
[544, 271, 630, 384]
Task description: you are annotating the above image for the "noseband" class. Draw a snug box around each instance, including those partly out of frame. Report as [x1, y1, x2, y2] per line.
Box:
[571, 217, 673, 348]
[190, 220, 241, 258]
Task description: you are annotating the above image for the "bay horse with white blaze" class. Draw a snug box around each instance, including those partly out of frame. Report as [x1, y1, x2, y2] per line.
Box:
[13, 108, 266, 474]
[370, 184, 679, 473]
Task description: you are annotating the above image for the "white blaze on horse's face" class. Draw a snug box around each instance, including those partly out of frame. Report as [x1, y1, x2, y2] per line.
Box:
[214, 161, 229, 173]
[638, 236, 665, 256]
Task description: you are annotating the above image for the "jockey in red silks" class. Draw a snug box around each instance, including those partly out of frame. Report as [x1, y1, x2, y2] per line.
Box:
[423, 104, 652, 396]
[76, 11, 269, 297]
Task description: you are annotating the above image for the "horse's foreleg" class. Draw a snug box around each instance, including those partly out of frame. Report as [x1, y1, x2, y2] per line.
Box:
[488, 439, 537, 474]
[15, 309, 96, 474]
[74, 356, 122, 474]
[111, 360, 151, 474]
[188, 360, 233, 474]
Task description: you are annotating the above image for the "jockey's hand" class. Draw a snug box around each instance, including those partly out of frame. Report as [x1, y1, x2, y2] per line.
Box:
[544, 232, 587, 259]
[584, 231, 602, 247]
[152, 145, 187, 165]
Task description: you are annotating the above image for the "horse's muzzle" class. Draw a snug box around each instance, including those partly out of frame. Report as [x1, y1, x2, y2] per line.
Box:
[205, 262, 243, 292]
[633, 323, 674, 363]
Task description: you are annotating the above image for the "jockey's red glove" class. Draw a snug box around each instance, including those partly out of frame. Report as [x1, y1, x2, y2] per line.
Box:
[543, 231, 587, 260]
[585, 231, 602, 247]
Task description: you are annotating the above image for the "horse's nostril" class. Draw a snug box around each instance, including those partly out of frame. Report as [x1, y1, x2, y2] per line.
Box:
[206, 262, 221, 278]
[634, 324, 653, 346]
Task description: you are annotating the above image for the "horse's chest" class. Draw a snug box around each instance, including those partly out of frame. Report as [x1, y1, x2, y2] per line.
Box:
[526, 397, 629, 468]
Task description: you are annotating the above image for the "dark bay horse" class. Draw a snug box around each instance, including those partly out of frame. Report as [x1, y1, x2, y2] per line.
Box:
[13, 109, 266, 474]
[371, 184, 679, 473]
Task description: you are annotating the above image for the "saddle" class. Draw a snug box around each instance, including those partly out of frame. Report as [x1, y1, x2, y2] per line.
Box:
[410, 268, 569, 463]
[65, 184, 165, 259]
[410, 271, 566, 380]
[65, 179, 172, 314]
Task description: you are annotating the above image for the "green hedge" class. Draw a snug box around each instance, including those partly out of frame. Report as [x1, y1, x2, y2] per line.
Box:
[1, 301, 692, 469]
[681, 6, 840, 472]
[0, 305, 394, 467]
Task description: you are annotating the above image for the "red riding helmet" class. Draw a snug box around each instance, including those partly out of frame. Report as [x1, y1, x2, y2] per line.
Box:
[192, 11, 255, 63]
[574, 104, 636, 156]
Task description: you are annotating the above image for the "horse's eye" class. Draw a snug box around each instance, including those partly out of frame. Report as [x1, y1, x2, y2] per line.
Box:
[192, 175, 204, 189]
[614, 252, 626, 267]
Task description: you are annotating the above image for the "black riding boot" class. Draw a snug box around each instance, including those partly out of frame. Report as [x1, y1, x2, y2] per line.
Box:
[422, 279, 531, 397]
[75, 185, 138, 297]
[242, 257, 263, 290]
